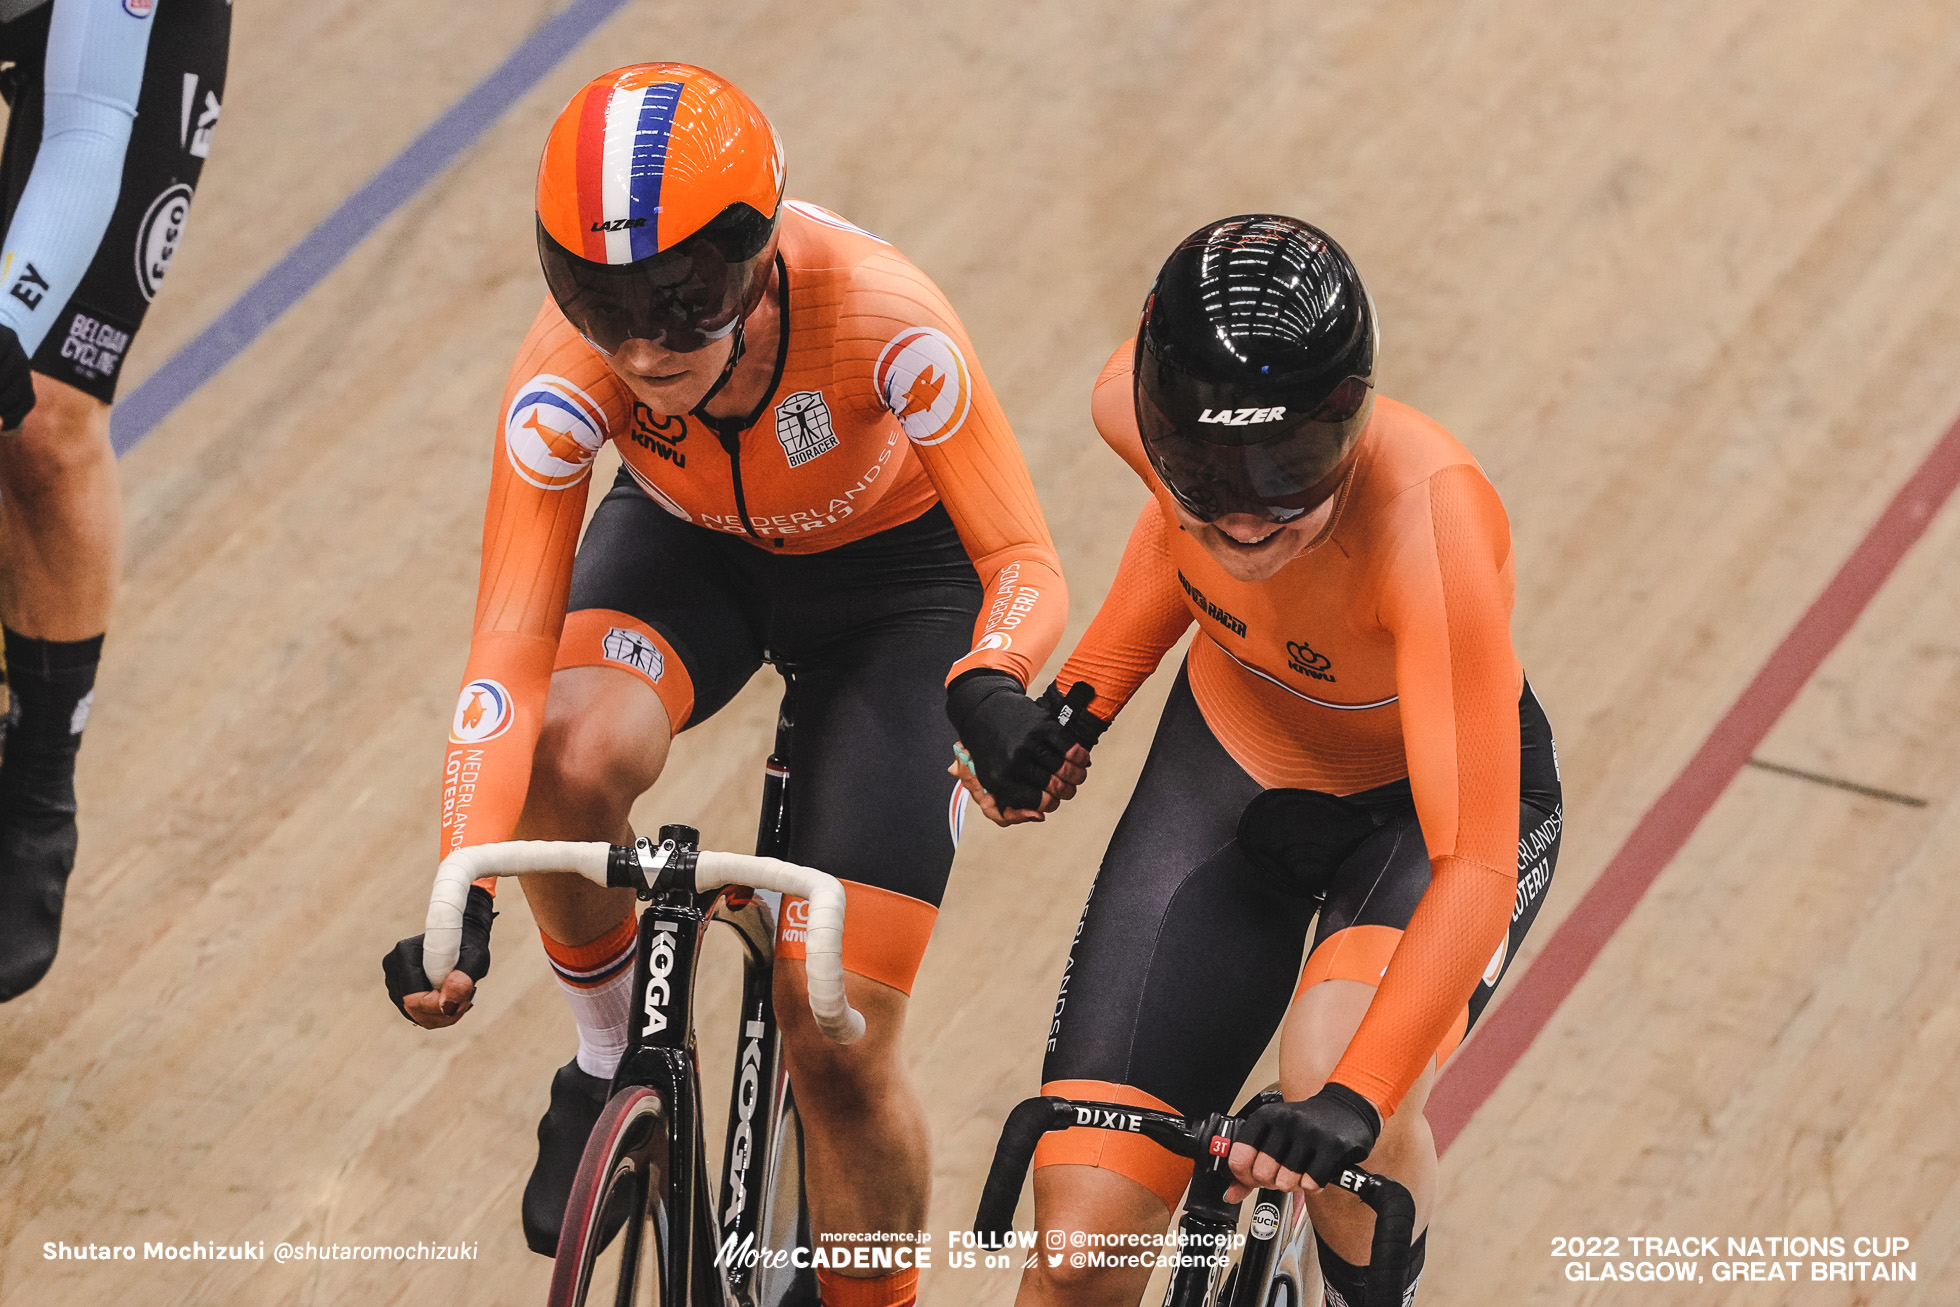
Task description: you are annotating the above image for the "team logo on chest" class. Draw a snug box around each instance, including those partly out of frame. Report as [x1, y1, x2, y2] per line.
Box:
[505, 375, 605, 489]
[774, 391, 839, 467]
[875, 327, 971, 446]
[1286, 640, 1335, 683]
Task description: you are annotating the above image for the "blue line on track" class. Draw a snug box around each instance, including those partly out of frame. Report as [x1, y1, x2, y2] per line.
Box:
[109, 0, 631, 456]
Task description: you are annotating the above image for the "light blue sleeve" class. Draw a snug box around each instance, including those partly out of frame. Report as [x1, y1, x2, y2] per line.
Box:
[0, 0, 156, 353]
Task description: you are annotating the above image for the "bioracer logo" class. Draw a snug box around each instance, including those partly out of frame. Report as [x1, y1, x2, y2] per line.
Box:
[722, 1018, 767, 1227]
[643, 922, 680, 1032]
[1198, 406, 1287, 426]
[591, 217, 646, 232]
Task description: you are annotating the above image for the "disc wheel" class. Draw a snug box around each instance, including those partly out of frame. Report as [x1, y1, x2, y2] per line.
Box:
[547, 1085, 668, 1307]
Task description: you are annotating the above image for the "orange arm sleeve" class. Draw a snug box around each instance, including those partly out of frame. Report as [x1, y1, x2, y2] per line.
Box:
[847, 256, 1067, 688]
[1054, 501, 1194, 721]
[438, 306, 604, 864]
[1328, 465, 1522, 1115]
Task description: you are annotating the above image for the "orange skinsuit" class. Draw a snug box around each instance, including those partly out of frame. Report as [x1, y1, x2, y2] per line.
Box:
[1054, 342, 1522, 1120]
[438, 202, 1066, 894]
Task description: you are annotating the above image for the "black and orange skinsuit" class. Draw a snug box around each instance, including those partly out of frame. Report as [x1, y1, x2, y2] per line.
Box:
[440, 201, 1066, 992]
[1034, 344, 1562, 1208]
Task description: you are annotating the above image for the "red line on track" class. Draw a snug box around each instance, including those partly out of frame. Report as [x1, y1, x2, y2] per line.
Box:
[1429, 413, 1960, 1153]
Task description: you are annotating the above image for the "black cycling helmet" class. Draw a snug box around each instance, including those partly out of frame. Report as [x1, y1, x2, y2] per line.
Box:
[1135, 215, 1377, 523]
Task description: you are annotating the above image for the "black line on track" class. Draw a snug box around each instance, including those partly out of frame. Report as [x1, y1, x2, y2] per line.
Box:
[1744, 758, 1929, 808]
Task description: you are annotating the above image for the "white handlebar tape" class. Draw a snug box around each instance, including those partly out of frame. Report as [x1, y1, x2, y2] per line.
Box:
[422, 841, 610, 986]
[420, 840, 866, 1045]
[695, 850, 866, 1045]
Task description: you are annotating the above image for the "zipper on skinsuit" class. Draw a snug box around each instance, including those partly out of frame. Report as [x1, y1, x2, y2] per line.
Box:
[691, 253, 793, 547]
[713, 425, 764, 541]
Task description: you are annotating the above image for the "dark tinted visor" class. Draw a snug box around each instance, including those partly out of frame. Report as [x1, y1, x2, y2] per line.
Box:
[537, 203, 777, 355]
[1137, 376, 1373, 523]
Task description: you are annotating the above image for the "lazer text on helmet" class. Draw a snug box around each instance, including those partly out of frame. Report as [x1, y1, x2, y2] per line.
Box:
[1197, 407, 1288, 425]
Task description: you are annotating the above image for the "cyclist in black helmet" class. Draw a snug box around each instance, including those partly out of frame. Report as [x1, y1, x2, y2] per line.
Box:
[957, 215, 1563, 1307]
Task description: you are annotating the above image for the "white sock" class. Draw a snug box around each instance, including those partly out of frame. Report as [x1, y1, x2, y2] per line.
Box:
[539, 920, 637, 1079]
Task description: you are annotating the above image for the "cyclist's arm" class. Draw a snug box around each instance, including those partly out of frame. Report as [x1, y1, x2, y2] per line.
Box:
[1053, 500, 1193, 722]
[437, 302, 608, 866]
[0, 0, 155, 353]
[848, 254, 1067, 689]
[1328, 464, 1523, 1116]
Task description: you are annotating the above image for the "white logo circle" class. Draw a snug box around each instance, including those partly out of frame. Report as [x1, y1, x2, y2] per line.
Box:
[1250, 1202, 1281, 1241]
[874, 326, 972, 446]
[505, 375, 606, 489]
[977, 632, 1013, 652]
[450, 679, 514, 743]
[134, 184, 194, 302]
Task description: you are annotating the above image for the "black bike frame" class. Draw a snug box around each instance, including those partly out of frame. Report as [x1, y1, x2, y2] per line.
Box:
[607, 670, 814, 1307]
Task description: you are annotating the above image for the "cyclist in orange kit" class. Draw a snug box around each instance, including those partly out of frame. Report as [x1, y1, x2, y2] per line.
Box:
[957, 215, 1562, 1307]
[378, 65, 1070, 1305]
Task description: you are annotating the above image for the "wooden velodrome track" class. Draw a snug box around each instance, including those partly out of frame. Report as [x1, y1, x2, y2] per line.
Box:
[3, 0, 1959, 1302]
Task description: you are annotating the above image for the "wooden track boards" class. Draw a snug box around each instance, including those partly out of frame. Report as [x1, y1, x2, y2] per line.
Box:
[4, 1, 1960, 1302]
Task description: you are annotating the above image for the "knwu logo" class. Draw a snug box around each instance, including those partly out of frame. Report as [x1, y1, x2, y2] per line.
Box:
[779, 898, 810, 949]
[643, 922, 680, 1033]
[1285, 639, 1335, 683]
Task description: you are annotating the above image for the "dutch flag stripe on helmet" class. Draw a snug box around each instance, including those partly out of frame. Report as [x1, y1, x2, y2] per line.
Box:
[569, 78, 684, 263]
[540, 63, 784, 268]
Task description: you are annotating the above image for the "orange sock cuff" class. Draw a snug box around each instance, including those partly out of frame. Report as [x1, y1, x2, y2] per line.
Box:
[539, 914, 637, 979]
[815, 1265, 917, 1307]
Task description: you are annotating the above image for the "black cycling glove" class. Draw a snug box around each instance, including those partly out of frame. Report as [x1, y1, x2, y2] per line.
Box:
[383, 884, 496, 1023]
[0, 325, 35, 431]
[1037, 679, 1109, 749]
[946, 669, 1079, 811]
[1236, 1082, 1382, 1185]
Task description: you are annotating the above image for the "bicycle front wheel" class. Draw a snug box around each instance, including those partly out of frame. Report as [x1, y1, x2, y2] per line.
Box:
[548, 1085, 669, 1307]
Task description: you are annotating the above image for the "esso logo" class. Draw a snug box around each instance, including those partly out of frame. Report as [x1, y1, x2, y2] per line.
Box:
[134, 184, 193, 301]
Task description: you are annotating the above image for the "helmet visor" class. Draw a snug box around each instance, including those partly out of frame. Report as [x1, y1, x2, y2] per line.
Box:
[1137, 375, 1373, 523]
[537, 204, 777, 355]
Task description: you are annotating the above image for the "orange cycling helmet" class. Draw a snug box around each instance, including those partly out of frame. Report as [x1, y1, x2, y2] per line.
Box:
[536, 63, 785, 355]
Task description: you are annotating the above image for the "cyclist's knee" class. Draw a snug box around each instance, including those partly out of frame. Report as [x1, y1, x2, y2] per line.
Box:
[1022, 1250, 1139, 1304]
[0, 378, 111, 500]
[528, 668, 671, 816]
[775, 968, 905, 1103]
[1022, 1164, 1165, 1307]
